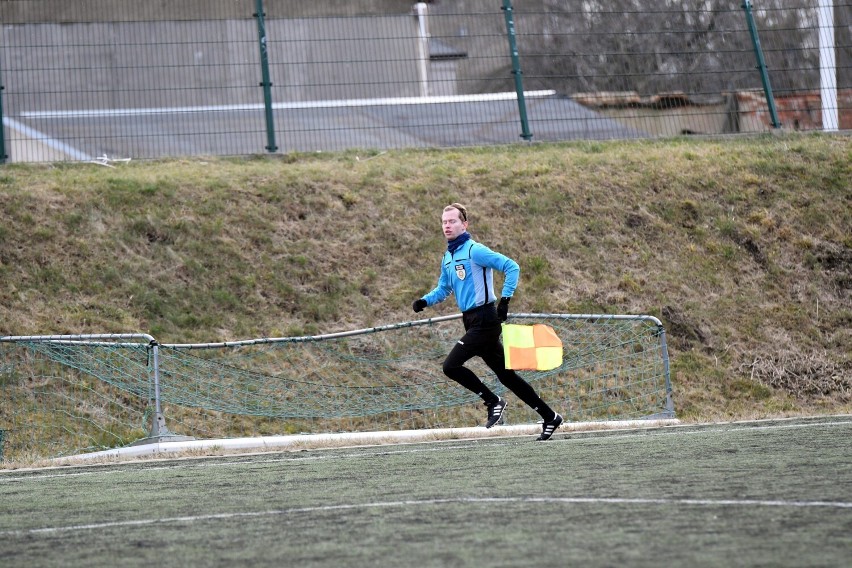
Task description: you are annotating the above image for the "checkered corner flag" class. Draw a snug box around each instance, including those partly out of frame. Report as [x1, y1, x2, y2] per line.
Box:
[501, 323, 563, 371]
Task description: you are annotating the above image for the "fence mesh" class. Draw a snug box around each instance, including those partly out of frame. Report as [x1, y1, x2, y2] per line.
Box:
[0, 1, 848, 162]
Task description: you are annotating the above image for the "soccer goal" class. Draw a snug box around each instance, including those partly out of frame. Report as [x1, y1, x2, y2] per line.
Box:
[0, 313, 673, 460]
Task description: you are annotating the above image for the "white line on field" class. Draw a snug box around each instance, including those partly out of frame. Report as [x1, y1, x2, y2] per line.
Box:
[572, 419, 852, 444]
[2, 496, 851, 537]
[709, 420, 852, 434]
[0, 443, 483, 483]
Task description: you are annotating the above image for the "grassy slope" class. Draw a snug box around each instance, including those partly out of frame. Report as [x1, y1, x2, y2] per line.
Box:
[0, 135, 849, 421]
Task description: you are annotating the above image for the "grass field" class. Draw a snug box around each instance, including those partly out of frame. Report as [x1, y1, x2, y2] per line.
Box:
[1, 415, 850, 567]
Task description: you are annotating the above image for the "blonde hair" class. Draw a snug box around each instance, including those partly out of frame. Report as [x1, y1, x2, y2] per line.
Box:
[444, 203, 468, 222]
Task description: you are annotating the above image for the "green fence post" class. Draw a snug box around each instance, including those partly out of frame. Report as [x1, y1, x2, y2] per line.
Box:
[742, 0, 781, 129]
[254, 0, 278, 152]
[501, 0, 532, 141]
[0, 55, 7, 164]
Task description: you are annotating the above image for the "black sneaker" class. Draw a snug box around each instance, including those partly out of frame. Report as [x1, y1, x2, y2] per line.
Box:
[484, 397, 507, 428]
[536, 413, 563, 441]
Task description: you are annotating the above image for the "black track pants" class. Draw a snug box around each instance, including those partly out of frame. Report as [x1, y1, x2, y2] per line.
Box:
[441, 303, 555, 420]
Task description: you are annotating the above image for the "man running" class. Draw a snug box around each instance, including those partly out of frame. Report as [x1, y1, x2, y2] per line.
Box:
[412, 203, 563, 441]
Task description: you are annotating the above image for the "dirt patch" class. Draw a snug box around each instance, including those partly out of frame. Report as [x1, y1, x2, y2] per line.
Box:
[814, 242, 852, 294]
[661, 305, 711, 350]
[730, 230, 768, 268]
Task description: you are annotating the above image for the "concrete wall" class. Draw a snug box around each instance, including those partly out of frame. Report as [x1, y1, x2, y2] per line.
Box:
[736, 90, 852, 132]
[269, 17, 421, 102]
[0, 1, 415, 22]
[0, 16, 421, 114]
[573, 89, 852, 135]
[0, 1, 516, 113]
[423, 1, 515, 95]
[597, 104, 732, 137]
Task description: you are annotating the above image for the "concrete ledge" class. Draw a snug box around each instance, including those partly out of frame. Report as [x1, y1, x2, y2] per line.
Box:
[61, 419, 680, 462]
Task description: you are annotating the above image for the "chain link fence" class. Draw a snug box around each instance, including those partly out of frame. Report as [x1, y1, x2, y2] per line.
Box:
[0, 0, 849, 162]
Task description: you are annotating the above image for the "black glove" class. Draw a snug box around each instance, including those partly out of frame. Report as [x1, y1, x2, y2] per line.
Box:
[412, 298, 427, 313]
[497, 297, 511, 322]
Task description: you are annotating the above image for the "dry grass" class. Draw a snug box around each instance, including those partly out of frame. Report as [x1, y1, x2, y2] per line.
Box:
[1, 135, 850, 432]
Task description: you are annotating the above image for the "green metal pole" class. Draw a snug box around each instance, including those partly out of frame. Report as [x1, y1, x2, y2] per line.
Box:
[742, 1, 781, 129]
[501, 0, 532, 140]
[0, 54, 7, 164]
[254, 0, 278, 152]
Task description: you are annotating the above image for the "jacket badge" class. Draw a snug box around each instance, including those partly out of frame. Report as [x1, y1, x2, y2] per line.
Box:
[455, 264, 466, 280]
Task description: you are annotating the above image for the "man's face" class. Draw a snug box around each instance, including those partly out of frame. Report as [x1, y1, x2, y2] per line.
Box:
[441, 208, 468, 241]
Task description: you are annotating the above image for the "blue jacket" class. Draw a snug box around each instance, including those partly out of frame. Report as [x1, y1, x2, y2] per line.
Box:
[422, 237, 519, 312]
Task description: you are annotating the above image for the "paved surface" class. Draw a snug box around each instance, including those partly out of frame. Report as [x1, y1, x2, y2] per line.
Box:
[5, 93, 646, 162]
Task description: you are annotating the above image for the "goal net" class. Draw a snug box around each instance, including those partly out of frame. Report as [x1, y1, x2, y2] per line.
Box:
[0, 313, 673, 460]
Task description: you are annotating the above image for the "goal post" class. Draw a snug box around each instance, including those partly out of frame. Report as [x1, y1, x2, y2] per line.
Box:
[0, 333, 192, 453]
[1, 313, 673, 460]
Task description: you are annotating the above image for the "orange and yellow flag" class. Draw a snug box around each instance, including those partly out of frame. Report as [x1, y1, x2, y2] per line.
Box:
[501, 323, 563, 371]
